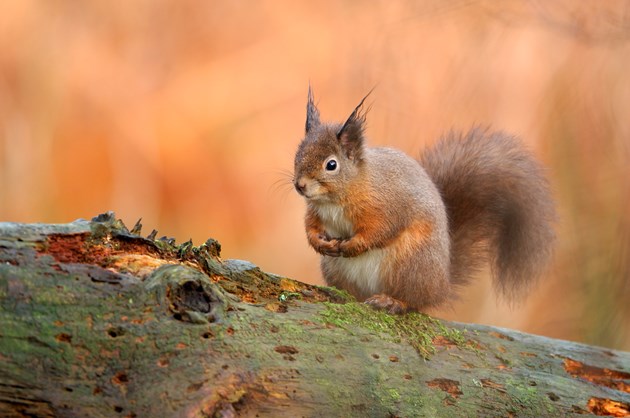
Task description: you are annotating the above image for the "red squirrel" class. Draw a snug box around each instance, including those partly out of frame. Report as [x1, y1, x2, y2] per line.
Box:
[293, 87, 557, 313]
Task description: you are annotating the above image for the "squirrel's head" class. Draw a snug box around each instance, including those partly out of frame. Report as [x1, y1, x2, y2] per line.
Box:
[293, 86, 371, 203]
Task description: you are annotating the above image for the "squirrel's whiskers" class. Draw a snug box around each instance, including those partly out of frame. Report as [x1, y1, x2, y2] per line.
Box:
[269, 169, 296, 200]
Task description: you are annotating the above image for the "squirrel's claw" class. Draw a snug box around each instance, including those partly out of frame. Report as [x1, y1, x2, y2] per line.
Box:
[319, 243, 343, 257]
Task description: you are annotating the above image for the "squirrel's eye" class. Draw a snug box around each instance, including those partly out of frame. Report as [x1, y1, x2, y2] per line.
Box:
[325, 159, 338, 171]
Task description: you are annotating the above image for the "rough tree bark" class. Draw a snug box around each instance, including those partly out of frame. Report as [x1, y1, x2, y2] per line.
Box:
[0, 213, 629, 417]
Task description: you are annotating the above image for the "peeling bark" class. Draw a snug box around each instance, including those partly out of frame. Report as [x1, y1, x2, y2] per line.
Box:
[0, 213, 629, 417]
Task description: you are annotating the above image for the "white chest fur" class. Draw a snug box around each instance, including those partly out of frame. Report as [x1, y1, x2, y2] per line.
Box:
[315, 203, 384, 295]
[315, 203, 353, 239]
[325, 248, 385, 295]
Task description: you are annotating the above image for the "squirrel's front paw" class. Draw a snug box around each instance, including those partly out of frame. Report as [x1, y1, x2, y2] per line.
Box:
[365, 294, 408, 314]
[312, 235, 342, 257]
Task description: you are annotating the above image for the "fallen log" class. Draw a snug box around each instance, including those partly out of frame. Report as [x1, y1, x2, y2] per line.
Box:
[0, 213, 628, 417]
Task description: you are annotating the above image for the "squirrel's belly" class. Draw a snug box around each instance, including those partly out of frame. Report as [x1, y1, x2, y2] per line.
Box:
[325, 248, 386, 295]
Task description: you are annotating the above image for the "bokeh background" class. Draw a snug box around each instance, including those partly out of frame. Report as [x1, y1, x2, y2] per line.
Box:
[1, 1, 629, 350]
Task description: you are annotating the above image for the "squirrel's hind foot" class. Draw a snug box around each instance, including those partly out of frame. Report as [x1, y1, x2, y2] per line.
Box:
[365, 294, 409, 315]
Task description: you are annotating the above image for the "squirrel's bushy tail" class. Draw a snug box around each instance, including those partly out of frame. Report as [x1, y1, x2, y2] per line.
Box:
[420, 128, 557, 301]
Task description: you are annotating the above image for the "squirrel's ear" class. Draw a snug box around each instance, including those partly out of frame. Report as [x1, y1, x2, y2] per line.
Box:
[337, 91, 372, 160]
[305, 85, 320, 133]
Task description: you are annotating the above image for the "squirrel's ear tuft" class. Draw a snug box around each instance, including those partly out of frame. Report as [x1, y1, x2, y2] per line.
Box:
[337, 91, 372, 160]
[305, 85, 321, 133]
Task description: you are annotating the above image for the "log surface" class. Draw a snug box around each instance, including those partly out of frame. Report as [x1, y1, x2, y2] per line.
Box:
[0, 213, 629, 417]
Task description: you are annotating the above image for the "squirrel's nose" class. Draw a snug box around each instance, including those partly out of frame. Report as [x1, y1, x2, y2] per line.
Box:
[294, 179, 307, 195]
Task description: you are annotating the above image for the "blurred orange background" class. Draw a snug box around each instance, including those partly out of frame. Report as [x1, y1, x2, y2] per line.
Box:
[1, 1, 629, 350]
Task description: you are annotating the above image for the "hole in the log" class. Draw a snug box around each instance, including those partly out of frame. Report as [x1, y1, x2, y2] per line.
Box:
[55, 333, 72, 343]
[274, 345, 299, 355]
[107, 327, 125, 338]
[168, 280, 219, 323]
[548, 392, 560, 401]
[114, 406, 123, 413]
[64, 387, 73, 392]
[201, 331, 213, 339]
[587, 397, 630, 416]
[564, 357, 630, 393]
[274, 345, 299, 361]
[174, 281, 212, 312]
[112, 372, 129, 386]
